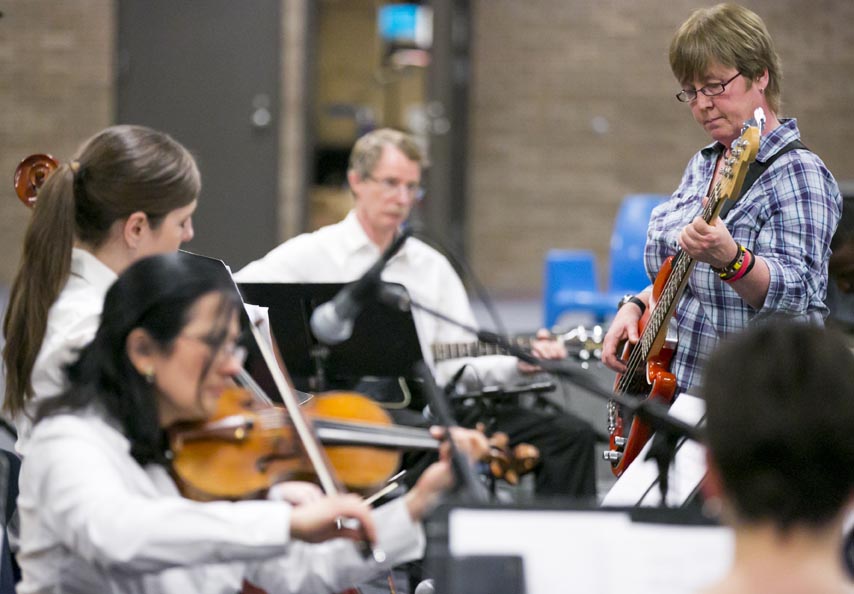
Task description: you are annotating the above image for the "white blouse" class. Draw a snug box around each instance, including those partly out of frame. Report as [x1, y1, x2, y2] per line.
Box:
[235, 211, 520, 386]
[16, 409, 424, 594]
[15, 249, 117, 456]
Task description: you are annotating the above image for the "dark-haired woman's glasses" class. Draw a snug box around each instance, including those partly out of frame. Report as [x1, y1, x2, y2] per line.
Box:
[179, 334, 248, 366]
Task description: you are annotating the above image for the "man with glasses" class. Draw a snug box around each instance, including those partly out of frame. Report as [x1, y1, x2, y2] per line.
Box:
[236, 129, 476, 382]
[236, 128, 597, 501]
[602, 3, 841, 397]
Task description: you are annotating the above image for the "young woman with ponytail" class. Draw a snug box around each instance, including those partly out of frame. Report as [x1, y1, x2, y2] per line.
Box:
[2, 124, 200, 453]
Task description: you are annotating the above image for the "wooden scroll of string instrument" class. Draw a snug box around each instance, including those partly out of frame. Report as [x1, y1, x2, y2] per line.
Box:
[14, 154, 59, 207]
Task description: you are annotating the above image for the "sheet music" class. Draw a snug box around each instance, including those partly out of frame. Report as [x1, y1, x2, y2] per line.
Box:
[448, 507, 733, 594]
[601, 393, 708, 507]
[611, 522, 733, 594]
[449, 509, 631, 594]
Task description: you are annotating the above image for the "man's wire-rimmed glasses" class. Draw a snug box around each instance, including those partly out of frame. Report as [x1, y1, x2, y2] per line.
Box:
[364, 174, 425, 201]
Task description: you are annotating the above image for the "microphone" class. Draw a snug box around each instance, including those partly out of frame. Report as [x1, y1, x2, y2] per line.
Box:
[310, 227, 413, 345]
[413, 579, 435, 594]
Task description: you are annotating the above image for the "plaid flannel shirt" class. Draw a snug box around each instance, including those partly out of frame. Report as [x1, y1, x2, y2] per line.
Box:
[644, 118, 842, 392]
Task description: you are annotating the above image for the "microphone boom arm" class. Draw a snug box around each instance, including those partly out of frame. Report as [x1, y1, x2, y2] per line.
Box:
[387, 289, 704, 446]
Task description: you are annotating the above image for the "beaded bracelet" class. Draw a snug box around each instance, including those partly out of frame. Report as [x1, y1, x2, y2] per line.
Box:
[712, 243, 747, 281]
[723, 247, 756, 283]
[712, 243, 744, 274]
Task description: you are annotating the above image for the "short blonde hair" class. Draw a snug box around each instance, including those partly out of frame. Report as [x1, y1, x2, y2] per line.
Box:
[669, 3, 782, 113]
[348, 128, 426, 179]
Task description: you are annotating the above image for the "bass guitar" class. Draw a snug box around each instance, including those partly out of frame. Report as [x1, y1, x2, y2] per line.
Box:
[604, 109, 763, 477]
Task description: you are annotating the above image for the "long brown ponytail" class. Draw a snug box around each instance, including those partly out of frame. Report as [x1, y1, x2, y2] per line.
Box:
[3, 165, 77, 416]
[2, 125, 200, 416]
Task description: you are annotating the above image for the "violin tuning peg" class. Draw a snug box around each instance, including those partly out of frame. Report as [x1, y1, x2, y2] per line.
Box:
[489, 431, 509, 449]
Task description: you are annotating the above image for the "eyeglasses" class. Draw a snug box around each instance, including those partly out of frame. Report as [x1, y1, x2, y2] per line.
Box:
[179, 333, 248, 366]
[364, 174, 425, 201]
[676, 72, 742, 103]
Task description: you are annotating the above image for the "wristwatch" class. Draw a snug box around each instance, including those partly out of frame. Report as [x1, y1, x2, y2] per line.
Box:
[617, 294, 647, 316]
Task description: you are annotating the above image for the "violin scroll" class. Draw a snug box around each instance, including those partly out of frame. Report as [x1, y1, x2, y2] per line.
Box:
[14, 153, 59, 208]
[484, 431, 540, 486]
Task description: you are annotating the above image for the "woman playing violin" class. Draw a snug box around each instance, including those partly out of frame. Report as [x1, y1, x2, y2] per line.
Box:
[3, 125, 199, 455]
[16, 252, 485, 593]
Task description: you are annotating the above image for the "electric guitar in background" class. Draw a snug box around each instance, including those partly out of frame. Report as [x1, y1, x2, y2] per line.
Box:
[603, 109, 763, 477]
[431, 324, 604, 365]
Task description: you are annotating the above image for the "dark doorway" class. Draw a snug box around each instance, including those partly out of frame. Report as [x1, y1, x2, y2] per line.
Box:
[117, 0, 281, 269]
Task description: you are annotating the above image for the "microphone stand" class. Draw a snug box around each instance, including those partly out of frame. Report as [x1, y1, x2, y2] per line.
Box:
[380, 285, 704, 504]
[413, 360, 491, 504]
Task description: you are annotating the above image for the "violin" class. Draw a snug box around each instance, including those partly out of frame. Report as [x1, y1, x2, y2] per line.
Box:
[169, 377, 540, 501]
[308, 395, 539, 490]
[13, 153, 58, 207]
[173, 325, 535, 594]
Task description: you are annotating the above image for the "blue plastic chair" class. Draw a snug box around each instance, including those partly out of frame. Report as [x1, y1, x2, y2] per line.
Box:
[542, 194, 668, 327]
[607, 194, 667, 294]
[543, 250, 612, 328]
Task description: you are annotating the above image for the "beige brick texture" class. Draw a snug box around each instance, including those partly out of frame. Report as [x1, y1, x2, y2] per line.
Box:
[0, 0, 114, 284]
[1, 0, 852, 303]
[469, 0, 854, 294]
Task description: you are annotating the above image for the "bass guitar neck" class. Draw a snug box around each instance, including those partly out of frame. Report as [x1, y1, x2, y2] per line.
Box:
[604, 110, 763, 477]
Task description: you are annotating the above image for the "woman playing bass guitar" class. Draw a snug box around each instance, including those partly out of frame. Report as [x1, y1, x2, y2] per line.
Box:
[601, 3, 841, 475]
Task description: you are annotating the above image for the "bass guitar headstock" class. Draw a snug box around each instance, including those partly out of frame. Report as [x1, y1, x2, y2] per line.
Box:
[707, 107, 763, 218]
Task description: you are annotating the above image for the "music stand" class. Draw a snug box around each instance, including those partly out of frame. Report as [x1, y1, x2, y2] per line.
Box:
[426, 499, 731, 594]
[237, 282, 424, 392]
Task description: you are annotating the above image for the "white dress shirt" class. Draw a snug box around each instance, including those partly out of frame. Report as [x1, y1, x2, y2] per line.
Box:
[16, 409, 424, 594]
[235, 211, 519, 386]
[14, 249, 117, 456]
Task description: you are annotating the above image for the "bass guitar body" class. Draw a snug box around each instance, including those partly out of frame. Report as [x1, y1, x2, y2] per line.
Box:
[606, 256, 678, 477]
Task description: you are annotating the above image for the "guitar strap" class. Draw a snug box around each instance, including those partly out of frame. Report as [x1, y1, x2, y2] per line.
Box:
[719, 139, 808, 219]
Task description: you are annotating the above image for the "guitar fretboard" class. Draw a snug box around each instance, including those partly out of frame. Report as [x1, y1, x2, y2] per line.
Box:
[616, 129, 758, 395]
[431, 326, 604, 364]
[431, 339, 527, 362]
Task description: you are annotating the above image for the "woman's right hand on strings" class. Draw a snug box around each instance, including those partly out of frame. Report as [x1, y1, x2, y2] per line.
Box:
[602, 295, 647, 373]
[288, 493, 376, 545]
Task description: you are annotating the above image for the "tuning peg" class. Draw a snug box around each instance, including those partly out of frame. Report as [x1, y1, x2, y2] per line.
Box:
[603, 450, 623, 463]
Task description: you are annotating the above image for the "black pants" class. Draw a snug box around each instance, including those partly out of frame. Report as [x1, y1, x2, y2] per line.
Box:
[456, 400, 598, 499]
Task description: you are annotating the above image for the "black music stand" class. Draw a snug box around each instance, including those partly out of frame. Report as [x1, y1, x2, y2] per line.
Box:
[237, 282, 424, 393]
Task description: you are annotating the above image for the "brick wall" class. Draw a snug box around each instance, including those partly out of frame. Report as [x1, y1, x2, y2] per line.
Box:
[1, 0, 852, 300]
[468, 0, 854, 294]
[0, 0, 114, 283]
